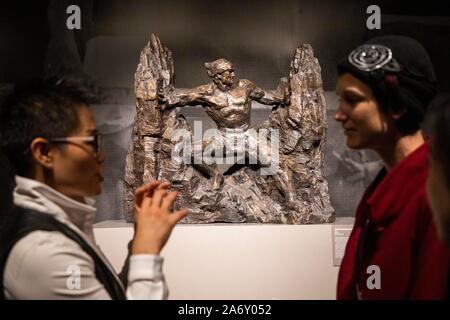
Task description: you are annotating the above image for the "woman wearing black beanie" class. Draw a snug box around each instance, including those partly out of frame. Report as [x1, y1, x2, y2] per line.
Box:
[335, 35, 450, 299]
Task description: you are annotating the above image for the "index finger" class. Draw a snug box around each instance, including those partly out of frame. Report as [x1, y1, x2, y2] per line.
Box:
[136, 180, 161, 197]
[156, 181, 171, 190]
[135, 181, 161, 207]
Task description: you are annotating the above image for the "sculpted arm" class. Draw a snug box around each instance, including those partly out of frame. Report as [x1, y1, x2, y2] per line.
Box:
[242, 78, 290, 106]
[243, 80, 284, 106]
[160, 84, 212, 110]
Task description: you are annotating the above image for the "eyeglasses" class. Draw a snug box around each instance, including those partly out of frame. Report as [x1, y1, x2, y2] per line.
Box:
[348, 44, 401, 73]
[50, 134, 103, 157]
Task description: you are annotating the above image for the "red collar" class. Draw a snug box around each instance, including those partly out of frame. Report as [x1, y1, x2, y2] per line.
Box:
[366, 142, 429, 225]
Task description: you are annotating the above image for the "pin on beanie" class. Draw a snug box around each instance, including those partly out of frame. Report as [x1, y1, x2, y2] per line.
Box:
[337, 35, 440, 135]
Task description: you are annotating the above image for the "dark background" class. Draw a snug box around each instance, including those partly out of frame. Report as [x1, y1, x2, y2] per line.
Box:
[1, 0, 449, 91]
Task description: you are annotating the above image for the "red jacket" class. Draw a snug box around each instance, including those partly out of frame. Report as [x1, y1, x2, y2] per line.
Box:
[337, 143, 450, 299]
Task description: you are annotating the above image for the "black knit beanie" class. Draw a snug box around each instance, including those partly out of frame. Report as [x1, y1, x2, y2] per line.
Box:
[337, 35, 439, 135]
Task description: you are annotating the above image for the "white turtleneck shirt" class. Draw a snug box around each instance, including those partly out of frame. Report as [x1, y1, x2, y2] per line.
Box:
[3, 176, 168, 300]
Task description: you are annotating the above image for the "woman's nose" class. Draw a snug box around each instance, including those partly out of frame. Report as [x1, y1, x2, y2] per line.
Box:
[334, 108, 347, 122]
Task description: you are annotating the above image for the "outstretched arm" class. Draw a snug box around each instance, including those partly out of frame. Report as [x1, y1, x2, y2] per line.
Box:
[244, 79, 288, 106]
[160, 84, 212, 109]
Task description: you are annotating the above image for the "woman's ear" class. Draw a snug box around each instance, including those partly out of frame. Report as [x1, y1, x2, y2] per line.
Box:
[29, 137, 54, 170]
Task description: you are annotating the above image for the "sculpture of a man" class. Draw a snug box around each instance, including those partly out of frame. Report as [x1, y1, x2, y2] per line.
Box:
[159, 58, 287, 188]
[125, 34, 334, 224]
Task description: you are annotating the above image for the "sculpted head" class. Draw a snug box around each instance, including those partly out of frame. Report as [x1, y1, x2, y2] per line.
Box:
[205, 58, 235, 90]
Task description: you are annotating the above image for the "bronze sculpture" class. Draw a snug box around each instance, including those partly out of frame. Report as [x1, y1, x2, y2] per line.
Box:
[159, 58, 288, 190]
[124, 34, 334, 224]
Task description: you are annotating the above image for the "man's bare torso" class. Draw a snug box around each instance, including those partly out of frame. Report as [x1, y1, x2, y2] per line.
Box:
[198, 80, 256, 130]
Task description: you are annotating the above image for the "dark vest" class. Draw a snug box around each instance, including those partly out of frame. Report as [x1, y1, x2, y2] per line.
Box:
[0, 207, 126, 300]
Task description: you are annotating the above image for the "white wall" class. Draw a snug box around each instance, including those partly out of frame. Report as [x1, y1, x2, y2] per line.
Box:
[94, 219, 354, 300]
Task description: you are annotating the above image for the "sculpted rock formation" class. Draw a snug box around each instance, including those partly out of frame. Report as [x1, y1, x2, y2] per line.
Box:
[124, 33, 334, 224]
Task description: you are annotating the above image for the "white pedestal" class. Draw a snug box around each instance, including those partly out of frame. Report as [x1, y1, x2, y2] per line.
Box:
[94, 218, 354, 300]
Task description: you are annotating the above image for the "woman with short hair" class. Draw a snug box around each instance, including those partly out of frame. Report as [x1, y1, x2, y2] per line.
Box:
[0, 78, 188, 299]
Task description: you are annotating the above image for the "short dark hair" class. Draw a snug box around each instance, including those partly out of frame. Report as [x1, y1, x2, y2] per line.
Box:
[425, 92, 450, 187]
[0, 76, 98, 176]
